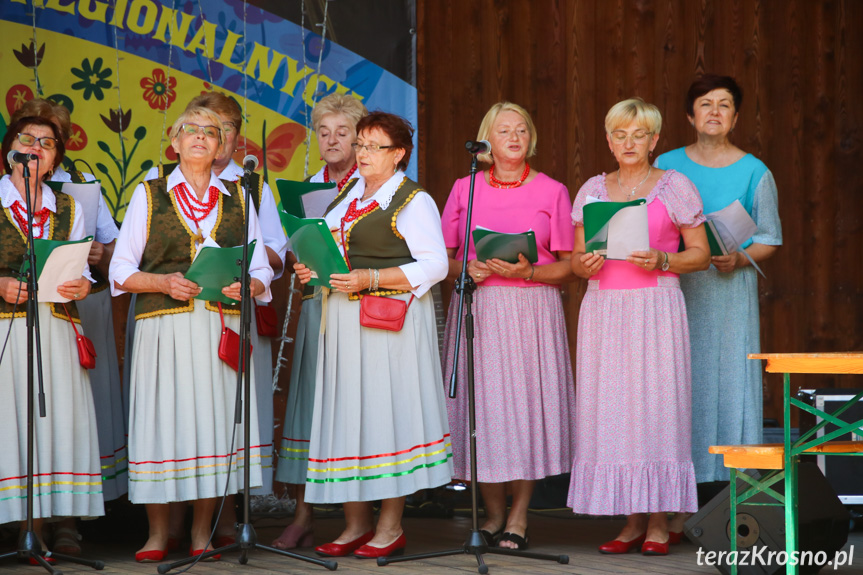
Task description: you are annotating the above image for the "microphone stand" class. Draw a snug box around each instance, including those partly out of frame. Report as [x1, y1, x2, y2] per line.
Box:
[0, 162, 105, 573]
[158, 161, 336, 573]
[379, 147, 569, 573]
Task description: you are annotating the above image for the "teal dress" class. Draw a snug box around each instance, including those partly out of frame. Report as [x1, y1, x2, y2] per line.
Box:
[654, 148, 782, 483]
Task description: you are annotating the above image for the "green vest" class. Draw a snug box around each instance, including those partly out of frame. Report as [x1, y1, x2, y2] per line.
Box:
[134, 177, 247, 320]
[159, 162, 263, 211]
[324, 176, 422, 295]
[0, 191, 80, 322]
[67, 169, 109, 293]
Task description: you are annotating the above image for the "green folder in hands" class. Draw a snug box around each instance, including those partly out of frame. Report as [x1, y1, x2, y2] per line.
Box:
[20, 236, 94, 278]
[184, 241, 256, 305]
[583, 198, 649, 260]
[471, 227, 538, 264]
[278, 211, 349, 289]
[276, 179, 339, 218]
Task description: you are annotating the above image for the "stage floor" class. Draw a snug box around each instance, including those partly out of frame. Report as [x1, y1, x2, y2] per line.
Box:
[2, 510, 862, 575]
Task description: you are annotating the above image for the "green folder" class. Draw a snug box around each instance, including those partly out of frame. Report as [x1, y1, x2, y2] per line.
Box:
[184, 241, 256, 305]
[20, 236, 94, 278]
[705, 220, 730, 256]
[278, 211, 349, 289]
[472, 227, 538, 264]
[583, 198, 647, 258]
[276, 179, 338, 218]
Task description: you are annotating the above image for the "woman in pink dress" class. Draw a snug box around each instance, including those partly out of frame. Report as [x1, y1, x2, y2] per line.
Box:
[567, 98, 710, 556]
[441, 101, 577, 550]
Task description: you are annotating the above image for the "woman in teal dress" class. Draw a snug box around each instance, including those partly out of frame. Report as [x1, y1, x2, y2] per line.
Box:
[654, 74, 782, 535]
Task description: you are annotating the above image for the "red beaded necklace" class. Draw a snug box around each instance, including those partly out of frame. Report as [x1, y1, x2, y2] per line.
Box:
[10, 201, 50, 239]
[489, 162, 531, 189]
[324, 163, 358, 191]
[174, 182, 220, 236]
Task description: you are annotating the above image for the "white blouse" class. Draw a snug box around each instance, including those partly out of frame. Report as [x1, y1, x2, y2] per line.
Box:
[0, 175, 93, 281]
[323, 171, 447, 298]
[109, 168, 273, 302]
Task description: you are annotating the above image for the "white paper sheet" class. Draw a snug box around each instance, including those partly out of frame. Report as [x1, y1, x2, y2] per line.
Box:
[59, 182, 101, 238]
[606, 203, 650, 260]
[301, 187, 340, 218]
[37, 240, 93, 303]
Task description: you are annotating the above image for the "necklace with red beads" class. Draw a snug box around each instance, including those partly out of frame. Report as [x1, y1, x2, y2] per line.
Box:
[324, 163, 358, 191]
[174, 182, 220, 240]
[10, 201, 50, 239]
[489, 162, 531, 189]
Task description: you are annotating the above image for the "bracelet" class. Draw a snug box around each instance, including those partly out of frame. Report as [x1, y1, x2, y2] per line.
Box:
[526, 264, 535, 282]
[367, 269, 373, 291]
[372, 268, 380, 291]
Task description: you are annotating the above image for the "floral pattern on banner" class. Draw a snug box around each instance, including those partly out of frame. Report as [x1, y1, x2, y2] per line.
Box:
[13, 41, 44, 68]
[140, 69, 177, 111]
[5, 84, 33, 117]
[70, 57, 112, 101]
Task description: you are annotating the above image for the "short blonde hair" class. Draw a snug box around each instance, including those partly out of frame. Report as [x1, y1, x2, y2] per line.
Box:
[186, 92, 242, 129]
[170, 106, 225, 151]
[605, 98, 662, 134]
[476, 101, 537, 164]
[311, 93, 368, 132]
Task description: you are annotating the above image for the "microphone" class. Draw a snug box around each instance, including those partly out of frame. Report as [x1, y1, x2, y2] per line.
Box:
[465, 140, 491, 155]
[243, 154, 258, 173]
[7, 151, 39, 166]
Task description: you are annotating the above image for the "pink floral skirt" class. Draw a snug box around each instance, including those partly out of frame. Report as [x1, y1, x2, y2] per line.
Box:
[567, 277, 697, 515]
[443, 285, 576, 482]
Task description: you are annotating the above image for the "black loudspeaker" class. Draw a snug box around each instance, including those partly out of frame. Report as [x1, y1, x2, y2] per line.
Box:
[684, 463, 850, 575]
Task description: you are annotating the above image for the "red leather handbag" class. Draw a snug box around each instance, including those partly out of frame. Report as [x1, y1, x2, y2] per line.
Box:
[359, 294, 414, 332]
[62, 303, 96, 370]
[254, 301, 279, 338]
[218, 302, 252, 371]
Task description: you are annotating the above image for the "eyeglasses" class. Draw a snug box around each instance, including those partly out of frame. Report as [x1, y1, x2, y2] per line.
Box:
[222, 122, 236, 134]
[17, 132, 58, 150]
[351, 143, 394, 154]
[610, 130, 652, 144]
[181, 123, 222, 142]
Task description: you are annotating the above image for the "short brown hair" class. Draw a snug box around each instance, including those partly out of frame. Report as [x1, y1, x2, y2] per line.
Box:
[311, 93, 367, 132]
[685, 74, 743, 116]
[2, 116, 66, 174]
[10, 98, 72, 142]
[356, 112, 414, 172]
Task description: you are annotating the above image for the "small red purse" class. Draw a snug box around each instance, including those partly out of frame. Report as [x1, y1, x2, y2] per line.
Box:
[62, 303, 96, 370]
[359, 294, 414, 332]
[217, 303, 252, 371]
[254, 301, 279, 338]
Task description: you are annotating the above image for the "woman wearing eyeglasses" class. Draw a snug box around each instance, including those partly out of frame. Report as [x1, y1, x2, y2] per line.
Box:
[0, 116, 103, 557]
[567, 98, 709, 556]
[271, 93, 367, 551]
[440, 101, 577, 550]
[110, 106, 273, 562]
[142, 92, 288, 549]
[292, 112, 452, 559]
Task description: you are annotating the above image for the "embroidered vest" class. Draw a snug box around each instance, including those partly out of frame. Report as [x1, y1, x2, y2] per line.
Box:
[0, 191, 80, 322]
[324, 177, 422, 295]
[134, 177, 247, 320]
[67, 169, 109, 293]
[159, 162, 263, 211]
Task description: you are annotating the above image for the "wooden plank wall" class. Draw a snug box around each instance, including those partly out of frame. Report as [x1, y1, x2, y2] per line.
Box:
[416, 0, 863, 423]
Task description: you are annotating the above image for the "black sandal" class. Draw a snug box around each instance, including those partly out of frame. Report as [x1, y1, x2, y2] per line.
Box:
[498, 531, 529, 550]
[479, 527, 503, 547]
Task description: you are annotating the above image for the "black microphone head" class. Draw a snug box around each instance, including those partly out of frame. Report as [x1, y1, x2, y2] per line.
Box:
[6, 150, 38, 167]
[243, 154, 259, 171]
[465, 140, 491, 155]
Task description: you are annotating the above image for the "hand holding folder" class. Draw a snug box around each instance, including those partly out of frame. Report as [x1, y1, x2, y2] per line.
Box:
[472, 226, 538, 264]
[278, 210, 349, 289]
[184, 241, 257, 305]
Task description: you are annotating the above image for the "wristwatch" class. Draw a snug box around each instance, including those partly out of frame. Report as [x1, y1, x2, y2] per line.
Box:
[660, 252, 670, 272]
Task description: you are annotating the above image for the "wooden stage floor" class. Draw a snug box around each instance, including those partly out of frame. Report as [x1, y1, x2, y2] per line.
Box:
[1, 510, 861, 575]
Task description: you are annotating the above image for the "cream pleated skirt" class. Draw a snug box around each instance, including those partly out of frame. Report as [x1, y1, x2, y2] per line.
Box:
[127, 300, 262, 503]
[0, 304, 104, 522]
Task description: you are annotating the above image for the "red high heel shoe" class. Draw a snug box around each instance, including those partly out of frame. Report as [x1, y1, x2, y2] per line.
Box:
[190, 547, 222, 561]
[135, 548, 168, 563]
[354, 533, 406, 559]
[598, 534, 646, 554]
[642, 539, 670, 555]
[315, 530, 374, 557]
